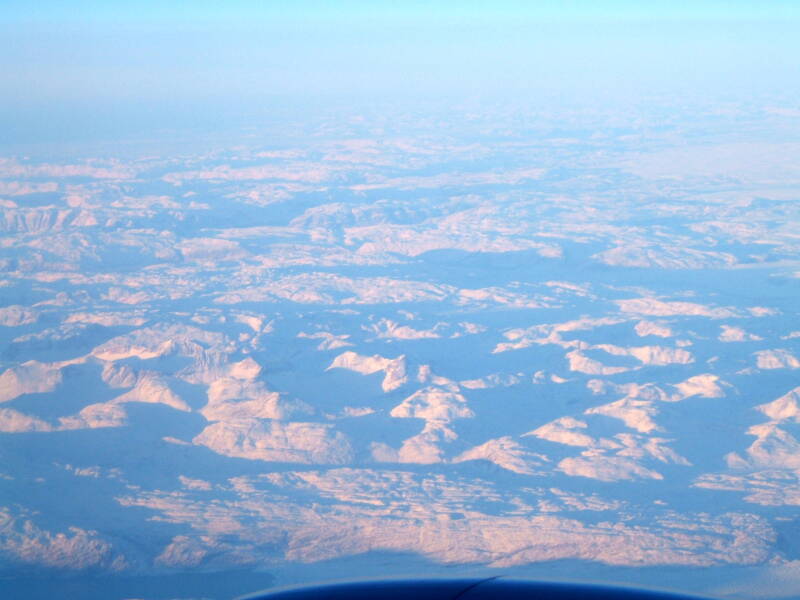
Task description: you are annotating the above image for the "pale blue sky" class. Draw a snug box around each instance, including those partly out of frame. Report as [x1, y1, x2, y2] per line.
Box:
[4, 1, 800, 23]
[2, 1, 799, 148]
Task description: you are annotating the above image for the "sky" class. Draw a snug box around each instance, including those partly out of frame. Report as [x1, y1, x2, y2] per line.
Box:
[2, 0, 800, 148]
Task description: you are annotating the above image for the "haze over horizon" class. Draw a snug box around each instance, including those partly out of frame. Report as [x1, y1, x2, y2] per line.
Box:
[3, 0, 800, 149]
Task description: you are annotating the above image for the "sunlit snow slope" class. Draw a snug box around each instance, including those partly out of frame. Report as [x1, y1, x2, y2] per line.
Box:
[1, 105, 799, 598]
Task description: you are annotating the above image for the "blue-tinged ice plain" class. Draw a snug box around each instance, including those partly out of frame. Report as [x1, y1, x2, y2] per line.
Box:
[1, 104, 800, 600]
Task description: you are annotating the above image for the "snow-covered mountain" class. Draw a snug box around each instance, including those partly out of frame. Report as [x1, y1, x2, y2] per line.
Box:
[1, 104, 799, 600]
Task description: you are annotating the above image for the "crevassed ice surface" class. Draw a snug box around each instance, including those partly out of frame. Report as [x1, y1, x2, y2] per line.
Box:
[1, 105, 800, 599]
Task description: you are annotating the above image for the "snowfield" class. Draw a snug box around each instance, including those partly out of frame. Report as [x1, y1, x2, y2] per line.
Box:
[0, 105, 799, 599]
